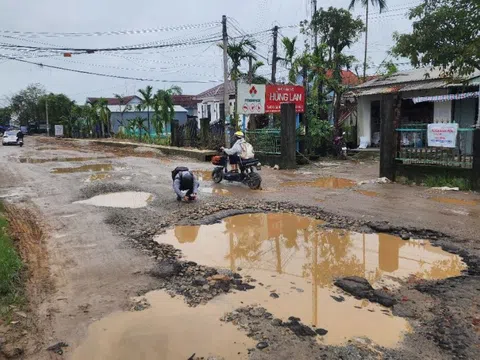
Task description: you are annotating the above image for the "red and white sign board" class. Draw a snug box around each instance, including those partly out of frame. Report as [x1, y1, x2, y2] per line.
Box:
[265, 85, 305, 113]
[238, 83, 266, 115]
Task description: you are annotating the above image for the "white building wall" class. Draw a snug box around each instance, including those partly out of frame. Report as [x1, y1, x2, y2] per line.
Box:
[357, 95, 381, 146]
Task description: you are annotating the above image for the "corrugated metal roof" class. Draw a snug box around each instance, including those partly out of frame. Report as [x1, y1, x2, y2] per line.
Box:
[352, 79, 464, 96]
[354, 68, 480, 91]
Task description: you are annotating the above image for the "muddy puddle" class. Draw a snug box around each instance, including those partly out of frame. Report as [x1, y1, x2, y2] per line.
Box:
[281, 177, 356, 189]
[74, 191, 153, 208]
[20, 157, 108, 164]
[194, 170, 213, 182]
[430, 197, 479, 207]
[356, 190, 379, 197]
[51, 164, 113, 173]
[85, 173, 111, 182]
[200, 187, 230, 195]
[154, 213, 465, 347]
[71, 291, 253, 360]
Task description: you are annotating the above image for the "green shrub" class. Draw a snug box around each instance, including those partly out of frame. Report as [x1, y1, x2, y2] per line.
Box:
[423, 175, 470, 190]
[0, 212, 22, 307]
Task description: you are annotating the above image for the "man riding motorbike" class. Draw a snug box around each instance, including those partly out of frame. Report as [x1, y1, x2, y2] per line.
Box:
[220, 131, 245, 173]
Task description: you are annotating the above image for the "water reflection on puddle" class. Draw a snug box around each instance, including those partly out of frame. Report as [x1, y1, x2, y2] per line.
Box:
[51, 164, 113, 173]
[281, 177, 356, 189]
[71, 291, 253, 360]
[431, 197, 479, 207]
[20, 157, 107, 164]
[200, 187, 230, 195]
[194, 170, 213, 182]
[74, 192, 152, 208]
[85, 173, 111, 182]
[356, 190, 379, 197]
[154, 213, 465, 346]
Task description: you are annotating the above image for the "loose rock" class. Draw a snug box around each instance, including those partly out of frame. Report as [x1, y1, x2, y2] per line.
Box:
[256, 341, 269, 350]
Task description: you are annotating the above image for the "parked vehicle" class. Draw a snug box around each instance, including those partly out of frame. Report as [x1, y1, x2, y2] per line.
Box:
[2, 131, 23, 146]
[211, 153, 262, 189]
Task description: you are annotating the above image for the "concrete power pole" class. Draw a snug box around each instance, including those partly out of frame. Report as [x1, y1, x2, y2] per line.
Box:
[312, 0, 318, 49]
[271, 26, 279, 84]
[222, 15, 231, 147]
[45, 99, 49, 137]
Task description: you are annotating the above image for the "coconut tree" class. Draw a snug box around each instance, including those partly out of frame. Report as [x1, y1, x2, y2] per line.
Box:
[348, 0, 387, 79]
[96, 98, 111, 137]
[138, 86, 154, 137]
[242, 61, 268, 84]
[152, 86, 182, 137]
[130, 116, 147, 141]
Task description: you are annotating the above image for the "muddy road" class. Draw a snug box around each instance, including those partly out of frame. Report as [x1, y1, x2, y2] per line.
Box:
[0, 137, 479, 359]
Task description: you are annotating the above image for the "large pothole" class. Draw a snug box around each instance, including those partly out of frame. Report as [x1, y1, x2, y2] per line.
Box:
[74, 192, 153, 208]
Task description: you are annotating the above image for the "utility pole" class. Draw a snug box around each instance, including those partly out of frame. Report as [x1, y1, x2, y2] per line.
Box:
[312, 0, 318, 49]
[222, 15, 231, 147]
[45, 99, 49, 137]
[271, 25, 279, 84]
[248, 56, 253, 84]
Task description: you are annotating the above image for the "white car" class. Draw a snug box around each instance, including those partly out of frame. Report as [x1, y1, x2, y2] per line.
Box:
[2, 131, 23, 146]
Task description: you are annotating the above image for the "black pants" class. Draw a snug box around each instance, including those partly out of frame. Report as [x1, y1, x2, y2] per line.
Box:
[229, 155, 240, 164]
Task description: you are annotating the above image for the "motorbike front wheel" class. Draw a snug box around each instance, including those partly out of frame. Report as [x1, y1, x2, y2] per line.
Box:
[246, 172, 262, 190]
[212, 168, 223, 183]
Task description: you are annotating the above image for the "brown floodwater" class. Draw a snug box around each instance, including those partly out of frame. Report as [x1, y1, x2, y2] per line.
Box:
[51, 164, 113, 173]
[86, 173, 111, 182]
[431, 197, 479, 207]
[281, 177, 356, 189]
[194, 170, 213, 182]
[154, 213, 465, 347]
[71, 291, 253, 360]
[356, 190, 379, 197]
[20, 157, 108, 163]
[200, 187, 230, 195]
[74, 192, 153, 208]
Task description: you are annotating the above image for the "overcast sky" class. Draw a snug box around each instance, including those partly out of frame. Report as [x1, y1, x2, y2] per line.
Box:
[0, 0, 417, 105]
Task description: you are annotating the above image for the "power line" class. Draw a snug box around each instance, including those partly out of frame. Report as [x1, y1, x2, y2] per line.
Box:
[0, 22, 221, 38]
[0, 54, 222, 83]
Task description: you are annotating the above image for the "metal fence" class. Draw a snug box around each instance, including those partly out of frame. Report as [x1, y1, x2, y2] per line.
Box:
[396, 123, 474, 168]
[246, 129, 281, 154]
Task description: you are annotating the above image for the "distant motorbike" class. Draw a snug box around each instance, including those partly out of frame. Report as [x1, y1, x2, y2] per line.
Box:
[211, 153, 262, 190]
[334, 132, 347, 159]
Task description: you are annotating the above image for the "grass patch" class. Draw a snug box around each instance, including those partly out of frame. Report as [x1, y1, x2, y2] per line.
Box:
[423, 175, 470, 191]
[0, 202, 23, 318]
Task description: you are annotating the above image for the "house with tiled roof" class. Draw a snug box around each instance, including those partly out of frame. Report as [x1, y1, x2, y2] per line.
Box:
[172, 95, 201, 117]
[195, 81, 235, 123]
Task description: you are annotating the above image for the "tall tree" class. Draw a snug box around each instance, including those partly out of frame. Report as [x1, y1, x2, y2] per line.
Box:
[348, 0, 387, 79]
[241, 61, 268, 84]
[392, 0, 480, 76]
[9, 84, 46, 128]
[312, 7, 364, 136]
[152, 86, 182, 137]
[138, 86, 154, 136]
[97, 98, 111, 137]
[220, 38, 256, 129]
[0, 107, 12, 128]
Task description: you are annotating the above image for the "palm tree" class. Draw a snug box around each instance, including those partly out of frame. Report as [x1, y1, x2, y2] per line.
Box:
[130, 116, 147, 141]
[138, 86, 154, 137]
[242, 61, 268, 84]
[152, 86, 182, 137]
[219, 38, 256, 128]
[281, 36, 297, 79]
[348, 0, 387, 79]
[114, 94, 130, 129]
[97, 98, 111, 137]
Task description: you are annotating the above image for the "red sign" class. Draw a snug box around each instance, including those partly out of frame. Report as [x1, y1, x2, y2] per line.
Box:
[265, 85, 305, 113]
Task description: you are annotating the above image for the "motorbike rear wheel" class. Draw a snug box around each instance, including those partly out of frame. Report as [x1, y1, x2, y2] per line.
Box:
[212, 168, 223, 183]
[246, 172, 262, 190]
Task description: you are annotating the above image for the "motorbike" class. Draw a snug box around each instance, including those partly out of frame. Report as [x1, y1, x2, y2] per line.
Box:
[211, 153, 262, 190]
[334, 132, 347, 159]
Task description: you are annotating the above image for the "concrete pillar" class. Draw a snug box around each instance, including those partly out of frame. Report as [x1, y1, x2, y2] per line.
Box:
[281, 103, 297, 169]
[472, 129, 480, 190]
[379, 94, 396, 180]
[170, 120, 179, 147]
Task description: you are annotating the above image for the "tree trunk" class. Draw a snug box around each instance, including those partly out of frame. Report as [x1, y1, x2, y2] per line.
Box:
[302, 64, 309, 154]
[363, 3, 369, 79]
[147, 109, 150, 137]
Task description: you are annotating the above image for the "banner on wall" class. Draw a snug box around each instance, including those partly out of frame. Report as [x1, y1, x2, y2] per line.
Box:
[427, 123, 458, 148]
